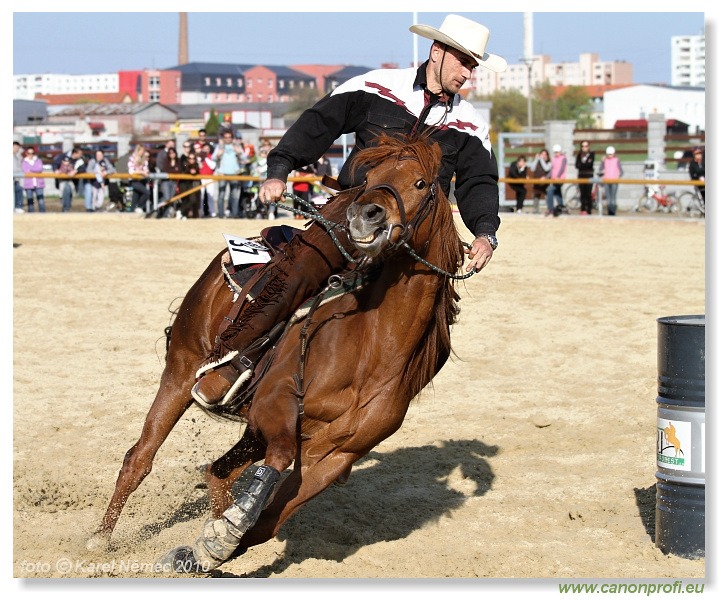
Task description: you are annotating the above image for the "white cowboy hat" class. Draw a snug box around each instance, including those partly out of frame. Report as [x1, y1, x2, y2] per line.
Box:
[410, 14, 507, 73]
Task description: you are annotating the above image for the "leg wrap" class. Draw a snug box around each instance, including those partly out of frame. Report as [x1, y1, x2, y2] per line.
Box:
[191, 465, 281, 569]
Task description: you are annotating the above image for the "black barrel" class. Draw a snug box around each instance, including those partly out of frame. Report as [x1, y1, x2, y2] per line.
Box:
[654, 315, 705, 559]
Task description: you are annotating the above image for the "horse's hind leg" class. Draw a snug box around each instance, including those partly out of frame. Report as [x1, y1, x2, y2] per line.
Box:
[86, 362, 195, 551]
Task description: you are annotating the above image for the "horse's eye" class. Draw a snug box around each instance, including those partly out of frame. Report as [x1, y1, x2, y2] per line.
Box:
[415, 179, 427, 190]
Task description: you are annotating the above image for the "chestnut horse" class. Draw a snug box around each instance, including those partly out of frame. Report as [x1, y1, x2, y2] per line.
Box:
[87, 135, 467, 571]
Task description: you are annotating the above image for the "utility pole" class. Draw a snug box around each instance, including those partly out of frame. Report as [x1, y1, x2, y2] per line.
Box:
[521, 12, 538, 130]
[413, 12, 418, 67]
[521, 58, 538, 130]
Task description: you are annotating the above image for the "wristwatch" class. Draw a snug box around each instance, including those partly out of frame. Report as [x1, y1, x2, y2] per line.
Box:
[476, 233, 498, 251]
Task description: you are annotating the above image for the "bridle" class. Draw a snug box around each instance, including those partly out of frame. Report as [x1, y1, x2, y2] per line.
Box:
[357, 177, 439, 249]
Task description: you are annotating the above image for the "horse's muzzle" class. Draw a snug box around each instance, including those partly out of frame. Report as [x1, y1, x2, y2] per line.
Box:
[347, 202, 391, 257]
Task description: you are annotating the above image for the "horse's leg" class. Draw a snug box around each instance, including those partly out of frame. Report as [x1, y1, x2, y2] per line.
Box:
[239, 447, 358, 549]
[86, 358, 196, 550]
[89, 255, 229, 550]
[204, 427, 267, 517]
[159, 388, 302, 572]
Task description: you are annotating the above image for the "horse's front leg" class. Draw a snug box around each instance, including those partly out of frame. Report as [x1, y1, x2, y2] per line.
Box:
[204, 427, 267, 517]
[159, 385, 301, 572]
[86, 357, 196, 551]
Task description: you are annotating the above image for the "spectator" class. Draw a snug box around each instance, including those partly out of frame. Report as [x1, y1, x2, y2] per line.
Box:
[236, 133, 255, 216]
[212, 130, 246, 218]
[21, 146, 46, 213]
[87, 149, 116, 211]
[75, 148, 94, 212]
[688, 147, 705, 203]
[14, 141, 24, 213]
[530, 148, 551, 214]
[597, 146, 624, 216]
[158, 147, 181, 218]
[155, 140, 176, 201]
[575, 140, 595, 215]
[179, 152, 201, 219]
[252, 142, 275, 219]
[313, 154, 332, 179]
[508, 155, 528, 213]
[193, 128, 213, 155]
[179, 140, 194, 169]
[128, 145, 151, 213]
[546, 144, 567, 217]
[198, 142, 217, 218]
[54, 154, 77, 212]
[290, 164, 315, 219]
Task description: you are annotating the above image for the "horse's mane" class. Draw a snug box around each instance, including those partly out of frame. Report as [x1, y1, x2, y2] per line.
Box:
[352, 134, 464, 399]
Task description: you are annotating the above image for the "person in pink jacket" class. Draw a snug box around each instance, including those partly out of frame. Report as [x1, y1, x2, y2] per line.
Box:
[545, 144, 567, 217]
[598, 146, 624, 216]
[21, 146, 46, 212]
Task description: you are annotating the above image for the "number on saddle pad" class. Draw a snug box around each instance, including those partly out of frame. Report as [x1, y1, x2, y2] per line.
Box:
[223, 234, 272, 267]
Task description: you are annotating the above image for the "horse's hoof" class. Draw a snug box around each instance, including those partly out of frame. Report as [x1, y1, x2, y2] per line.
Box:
[85, 533, 109, 552]
[157, 546, 209, 574]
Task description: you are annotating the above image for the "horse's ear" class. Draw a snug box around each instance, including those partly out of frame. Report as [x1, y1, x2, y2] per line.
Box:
[431, 140, 442, 164]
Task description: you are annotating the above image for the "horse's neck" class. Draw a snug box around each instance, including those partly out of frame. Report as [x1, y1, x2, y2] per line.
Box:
[369, 254, 445, 339]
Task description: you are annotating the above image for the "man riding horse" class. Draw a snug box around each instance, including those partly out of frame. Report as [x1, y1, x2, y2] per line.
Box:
[192, 14, 506, 408]
[160, 13, 507, 573]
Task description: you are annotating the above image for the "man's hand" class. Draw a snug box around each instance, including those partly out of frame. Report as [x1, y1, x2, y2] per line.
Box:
[465, 236, 494, 273]
[259, 178, 287, 204]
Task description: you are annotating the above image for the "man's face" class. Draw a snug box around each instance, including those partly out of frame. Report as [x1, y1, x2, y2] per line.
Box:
[429, 43, 477, 95]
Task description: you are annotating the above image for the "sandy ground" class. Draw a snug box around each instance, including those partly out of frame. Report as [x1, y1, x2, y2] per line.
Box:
[11, 207, 706, 587]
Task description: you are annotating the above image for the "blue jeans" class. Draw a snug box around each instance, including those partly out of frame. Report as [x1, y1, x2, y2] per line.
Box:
[604, 184, 618, 215]
[60, 181, 74, 212]
[14, 180, 23, 210]
[83, 182, 93, 210]
[217, 180, 240, 217]
[546, 184, 563, 212]
[25, 188, 46, 212]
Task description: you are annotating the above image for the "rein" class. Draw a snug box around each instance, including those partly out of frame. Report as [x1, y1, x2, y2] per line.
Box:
[280, 190, 477, 280]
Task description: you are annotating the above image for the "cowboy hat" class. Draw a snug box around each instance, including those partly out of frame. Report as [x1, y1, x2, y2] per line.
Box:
[410, 14, 507, 73]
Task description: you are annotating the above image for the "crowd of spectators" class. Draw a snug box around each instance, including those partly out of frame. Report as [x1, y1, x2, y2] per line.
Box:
[12, 129, 335, 218]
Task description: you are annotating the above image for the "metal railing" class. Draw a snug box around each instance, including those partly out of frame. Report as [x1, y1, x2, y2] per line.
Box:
[15, 171, 705, 217]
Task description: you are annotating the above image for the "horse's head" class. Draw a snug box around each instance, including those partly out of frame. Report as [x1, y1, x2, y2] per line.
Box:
[346, 135, 444, 258]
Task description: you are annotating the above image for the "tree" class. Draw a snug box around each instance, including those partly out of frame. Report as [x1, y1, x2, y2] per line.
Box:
[283, 88, 323, 126]
[205, 109, 220, 136]
[472, 88, 527, 140]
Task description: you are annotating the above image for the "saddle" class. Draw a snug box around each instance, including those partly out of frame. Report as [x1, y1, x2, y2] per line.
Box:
[203, 225, 373, 417]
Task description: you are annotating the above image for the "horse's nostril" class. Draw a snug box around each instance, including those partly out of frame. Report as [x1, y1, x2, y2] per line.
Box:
[362, 204, 385, 222]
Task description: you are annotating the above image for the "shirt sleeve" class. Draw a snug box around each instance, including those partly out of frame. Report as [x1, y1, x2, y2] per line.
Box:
[266, 89, 369, 182]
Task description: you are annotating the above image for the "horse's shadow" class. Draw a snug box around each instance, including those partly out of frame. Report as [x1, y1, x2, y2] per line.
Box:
[236, 438, 498, 577]
[132, 438, 497, 575]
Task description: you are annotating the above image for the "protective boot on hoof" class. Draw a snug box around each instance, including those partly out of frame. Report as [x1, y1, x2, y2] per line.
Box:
[160, 465, 282, 573]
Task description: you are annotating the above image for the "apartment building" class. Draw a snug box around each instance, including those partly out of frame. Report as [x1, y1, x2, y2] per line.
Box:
[671, 33, 705, 87]
[14, 73, 120, 100]
[469, 53, 633, 97]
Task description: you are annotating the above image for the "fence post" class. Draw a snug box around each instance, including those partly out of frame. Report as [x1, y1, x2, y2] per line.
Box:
[647, 113, 667, 169]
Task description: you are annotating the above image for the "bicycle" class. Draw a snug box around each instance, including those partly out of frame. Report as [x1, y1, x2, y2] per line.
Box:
[634, 183, 679, 213]
[679, 188, 705, 218]
[565, 182, 599, 212]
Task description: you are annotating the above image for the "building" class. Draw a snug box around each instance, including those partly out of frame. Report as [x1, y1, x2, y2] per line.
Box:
[14, 73, 121, 101]
[40, 102, 178, 140]
[164, 62, 319, 104]
[603, 85, 704, 133]
[671, 33, 705, 87]
[470, 53, 633, 97]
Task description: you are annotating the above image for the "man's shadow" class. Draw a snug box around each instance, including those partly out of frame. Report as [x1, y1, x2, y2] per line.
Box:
[230, 438, 499, 577]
